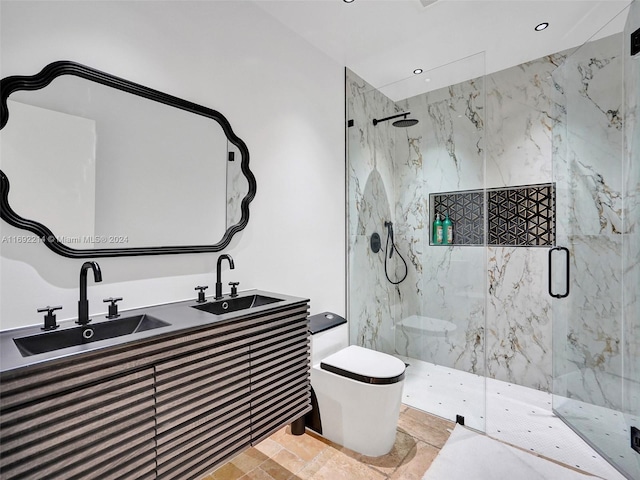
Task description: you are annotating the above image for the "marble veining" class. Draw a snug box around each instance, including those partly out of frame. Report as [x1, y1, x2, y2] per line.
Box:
[486, 247, 551, 391]
[485, 54, 564, 189]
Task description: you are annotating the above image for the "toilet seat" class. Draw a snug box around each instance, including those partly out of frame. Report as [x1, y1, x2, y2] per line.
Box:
[320, 345, 405, 385]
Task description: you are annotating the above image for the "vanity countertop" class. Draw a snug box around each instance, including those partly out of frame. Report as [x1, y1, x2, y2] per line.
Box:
[0, 289, 309, 376]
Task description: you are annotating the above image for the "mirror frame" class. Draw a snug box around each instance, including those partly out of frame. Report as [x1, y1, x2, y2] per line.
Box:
[0, 61, 256, 257]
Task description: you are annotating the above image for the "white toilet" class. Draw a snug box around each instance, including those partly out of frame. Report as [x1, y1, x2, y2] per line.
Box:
[306, 312, 406, 457]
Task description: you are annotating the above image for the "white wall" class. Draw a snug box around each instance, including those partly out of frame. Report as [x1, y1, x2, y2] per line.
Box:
[0, 0, 345, 330]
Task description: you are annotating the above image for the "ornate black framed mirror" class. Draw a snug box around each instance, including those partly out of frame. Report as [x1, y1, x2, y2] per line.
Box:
[0, 61, 256, 257]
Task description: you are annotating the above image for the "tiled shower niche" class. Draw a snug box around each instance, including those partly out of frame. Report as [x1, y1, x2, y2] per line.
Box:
[430, 183, 555, 247]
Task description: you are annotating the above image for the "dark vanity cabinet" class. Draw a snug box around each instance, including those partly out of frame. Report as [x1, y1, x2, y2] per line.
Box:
[0, 302, 310, 480]
[0, 367, 156, 479]
[248, 311, 311, 445]
[154, 333, 253, 480]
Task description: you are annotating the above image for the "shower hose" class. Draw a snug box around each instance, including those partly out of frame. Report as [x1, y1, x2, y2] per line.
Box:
[384, 221, 408, 285]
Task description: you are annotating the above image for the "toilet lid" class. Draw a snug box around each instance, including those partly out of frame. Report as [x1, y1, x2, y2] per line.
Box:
[320, 345, 406, 385]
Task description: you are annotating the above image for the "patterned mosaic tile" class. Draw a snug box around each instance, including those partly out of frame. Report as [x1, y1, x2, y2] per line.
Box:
[488, 184, 555, 246]
[430, 183, 555, 247]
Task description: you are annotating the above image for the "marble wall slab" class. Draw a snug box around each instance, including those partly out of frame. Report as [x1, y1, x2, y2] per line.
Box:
[485, 53, 565, 189]
[486, 247, 552, 391]
[482, 55, 565, 390]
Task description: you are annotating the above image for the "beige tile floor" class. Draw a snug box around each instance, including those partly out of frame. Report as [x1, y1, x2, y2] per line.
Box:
[203, 405, 455, 480]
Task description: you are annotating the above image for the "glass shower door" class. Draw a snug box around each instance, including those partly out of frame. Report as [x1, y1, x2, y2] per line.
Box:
[392, 52, 487, 433]
[551, 8, 640, 477]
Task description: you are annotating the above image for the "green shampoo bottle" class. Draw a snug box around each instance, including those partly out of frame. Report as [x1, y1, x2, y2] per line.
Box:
[433, 213, 443, 245]
[443, 214, 453, 245]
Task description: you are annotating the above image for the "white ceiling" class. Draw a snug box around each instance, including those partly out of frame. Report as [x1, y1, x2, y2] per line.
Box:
[254, 0, 633, 100]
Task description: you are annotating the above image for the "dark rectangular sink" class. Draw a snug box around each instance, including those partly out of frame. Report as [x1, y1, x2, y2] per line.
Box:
[192, 294, 283, 315]
[13, 314, 171, 357]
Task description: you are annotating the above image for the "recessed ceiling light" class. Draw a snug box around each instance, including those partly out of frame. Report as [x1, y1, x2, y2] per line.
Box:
[535, 22, 549, 31]
[413, 68, 423, 75]
[343, 0, 355, 3]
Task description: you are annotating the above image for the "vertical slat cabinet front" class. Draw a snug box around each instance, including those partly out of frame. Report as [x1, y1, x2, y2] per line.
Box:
[0, 367, 156, 480]
[249, 306, 311, 444]
[154, 335, 252, 480]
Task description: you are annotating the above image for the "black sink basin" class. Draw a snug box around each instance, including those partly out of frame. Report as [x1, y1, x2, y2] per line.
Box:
[13, 314, 170, 357]
[192, 294, 283, 315]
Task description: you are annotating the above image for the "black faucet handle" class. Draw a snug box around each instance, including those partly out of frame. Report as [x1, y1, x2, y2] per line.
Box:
[229, 282, 240, 297]
[103, 297, 123, 319]
[195, 285, 208, 303]
[103, 297, 123, 304]
[37, 305, 62, 331]
[37, 305, 63, 314]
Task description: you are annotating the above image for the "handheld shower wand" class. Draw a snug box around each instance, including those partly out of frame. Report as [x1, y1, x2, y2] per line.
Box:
[385, 221, 394, 258]
[383, 220, 408, 284]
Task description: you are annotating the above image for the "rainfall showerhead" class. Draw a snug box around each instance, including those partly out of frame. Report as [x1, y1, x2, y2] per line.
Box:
[372, 112, 419, 128]
[393, 117, 419, 127]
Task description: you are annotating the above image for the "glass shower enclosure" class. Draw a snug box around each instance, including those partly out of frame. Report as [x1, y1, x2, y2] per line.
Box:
[551, 3, 640, 478]
[346, 3, 639, 477]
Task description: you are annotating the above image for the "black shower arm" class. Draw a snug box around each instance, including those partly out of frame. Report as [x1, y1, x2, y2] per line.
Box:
[373, 112, 410, 126]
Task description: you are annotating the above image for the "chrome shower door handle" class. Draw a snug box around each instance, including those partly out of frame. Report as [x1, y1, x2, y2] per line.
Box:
[548, 246, 570, 299]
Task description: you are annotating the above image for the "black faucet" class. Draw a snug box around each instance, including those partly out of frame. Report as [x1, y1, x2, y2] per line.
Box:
[78, 261, 102, 325]
[215, 254, 234, 300]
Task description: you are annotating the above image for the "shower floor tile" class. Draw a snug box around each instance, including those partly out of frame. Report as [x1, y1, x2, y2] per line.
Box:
[398, 356, 626, 479]
[554, 396, 640, 478]
[399, 356, 486, 431]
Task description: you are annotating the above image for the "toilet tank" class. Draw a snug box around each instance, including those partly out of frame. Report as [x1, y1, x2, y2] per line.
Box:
[308, 312, 348, 366]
